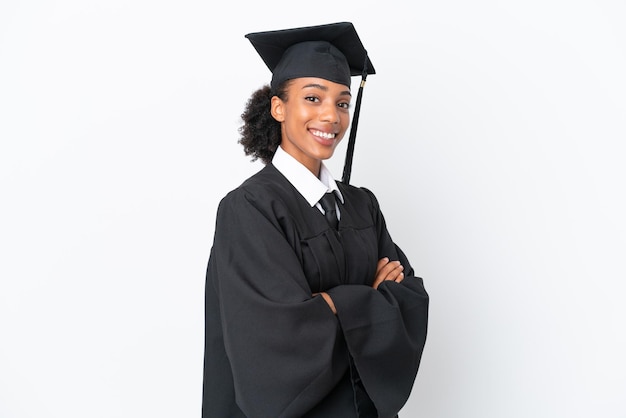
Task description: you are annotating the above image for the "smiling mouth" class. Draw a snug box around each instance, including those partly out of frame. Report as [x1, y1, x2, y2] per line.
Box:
[310, 129, 337, 139]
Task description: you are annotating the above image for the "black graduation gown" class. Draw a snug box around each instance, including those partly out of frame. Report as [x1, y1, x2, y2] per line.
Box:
[203, 164, 428, 418]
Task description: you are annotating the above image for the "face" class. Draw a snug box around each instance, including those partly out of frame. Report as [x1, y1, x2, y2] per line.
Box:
[271, 77, 351, 176]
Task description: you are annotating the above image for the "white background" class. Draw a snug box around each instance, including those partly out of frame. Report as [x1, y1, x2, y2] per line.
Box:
[1, 1, 625, 417]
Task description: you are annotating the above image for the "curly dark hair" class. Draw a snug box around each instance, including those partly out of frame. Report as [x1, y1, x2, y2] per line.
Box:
[238, 82, 289, 164]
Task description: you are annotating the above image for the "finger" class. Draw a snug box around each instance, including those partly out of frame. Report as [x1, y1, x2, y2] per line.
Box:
[379, 261, 403, 282]
[384, 264, 404, 281]
[376, 257, 389, 275]
[394, 272, 405, 283]
[373, 263, 403, 289]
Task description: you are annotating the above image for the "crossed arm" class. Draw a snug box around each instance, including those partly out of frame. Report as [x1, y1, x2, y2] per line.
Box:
[316, 257, 405, 314]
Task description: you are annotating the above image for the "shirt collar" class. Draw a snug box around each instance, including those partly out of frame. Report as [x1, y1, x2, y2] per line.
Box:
[272, 146, 344, 207]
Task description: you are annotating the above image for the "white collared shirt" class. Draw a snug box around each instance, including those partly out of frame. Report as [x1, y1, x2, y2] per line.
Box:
[272, 145, 344, 218]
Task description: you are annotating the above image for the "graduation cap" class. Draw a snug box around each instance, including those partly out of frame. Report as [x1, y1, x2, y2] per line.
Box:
[245, 22, 375, 185]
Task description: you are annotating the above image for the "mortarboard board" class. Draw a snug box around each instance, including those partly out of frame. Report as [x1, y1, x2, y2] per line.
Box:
[245, 22, 375, 185]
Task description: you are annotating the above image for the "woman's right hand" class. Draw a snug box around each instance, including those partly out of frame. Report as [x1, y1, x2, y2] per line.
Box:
[372, 257, 404, 289]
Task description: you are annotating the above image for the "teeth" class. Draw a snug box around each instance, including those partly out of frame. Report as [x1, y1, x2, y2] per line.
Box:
[312, 130, 335, 139]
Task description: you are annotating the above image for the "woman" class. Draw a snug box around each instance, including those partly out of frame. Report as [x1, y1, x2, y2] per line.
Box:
[203, 22, 429, 418]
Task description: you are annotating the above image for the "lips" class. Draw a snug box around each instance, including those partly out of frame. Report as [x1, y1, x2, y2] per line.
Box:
[310, 129, 337, 140]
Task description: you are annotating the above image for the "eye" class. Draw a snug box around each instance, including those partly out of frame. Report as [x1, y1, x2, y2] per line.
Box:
[304, 96, 320, 103]
[338, 102, 351, 110]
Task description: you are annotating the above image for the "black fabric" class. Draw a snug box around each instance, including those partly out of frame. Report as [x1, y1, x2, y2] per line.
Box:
[202, 164, 429, 418]
[271, 41, 351, 92]
[245, 22, 375, 92]
[319, 192, 339, 230]
[349, 354, 378, 417]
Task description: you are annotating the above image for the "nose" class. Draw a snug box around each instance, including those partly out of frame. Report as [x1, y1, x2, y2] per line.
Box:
[320, 101, 340, 124]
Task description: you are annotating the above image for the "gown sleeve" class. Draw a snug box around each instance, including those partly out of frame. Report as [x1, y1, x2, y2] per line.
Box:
[207, 188, 350, 418]
[325, 187, 429, 418]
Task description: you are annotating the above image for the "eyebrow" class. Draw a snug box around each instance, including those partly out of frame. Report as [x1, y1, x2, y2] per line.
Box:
[302, 83, 352, 97]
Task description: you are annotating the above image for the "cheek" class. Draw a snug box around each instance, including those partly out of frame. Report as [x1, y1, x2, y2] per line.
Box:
[340, 112, 351, 130]
[295, 105, 315, 121]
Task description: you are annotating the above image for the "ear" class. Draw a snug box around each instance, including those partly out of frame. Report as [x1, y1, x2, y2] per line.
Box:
[270, 96, 285, 122]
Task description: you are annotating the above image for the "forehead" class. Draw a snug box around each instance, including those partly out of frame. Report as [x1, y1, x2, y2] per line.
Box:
[288, 77, 352, 94]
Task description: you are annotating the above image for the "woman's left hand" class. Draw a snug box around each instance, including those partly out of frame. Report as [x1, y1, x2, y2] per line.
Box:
[372, 257, 404, 289]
